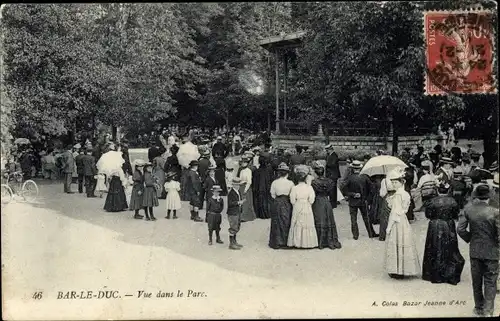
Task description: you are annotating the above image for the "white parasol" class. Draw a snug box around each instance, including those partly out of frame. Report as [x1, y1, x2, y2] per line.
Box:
[177, 141, 200, 168]
[14, 138, 30, 145]
[360, 155, 408, 176]
[96, 151, 125, 175]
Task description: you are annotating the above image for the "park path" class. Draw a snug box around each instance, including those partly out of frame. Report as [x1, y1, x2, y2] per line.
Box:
[2, 179, 498, 319]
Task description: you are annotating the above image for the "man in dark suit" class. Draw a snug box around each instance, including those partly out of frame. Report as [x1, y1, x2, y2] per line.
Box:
[227, 177, 244, 250]
[341, 160, 378, 239]
[458, 184, 499, 317]
[198, 149, 211, 209]
[325, 144, 341, 208]
[74, 149, 85, 193]
[82, 147, 97, 197]
[212, 136, 228, 159]
[62, 145, 75, 194]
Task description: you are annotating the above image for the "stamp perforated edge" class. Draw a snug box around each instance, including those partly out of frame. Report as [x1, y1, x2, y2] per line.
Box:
[422, 8, 498, 96]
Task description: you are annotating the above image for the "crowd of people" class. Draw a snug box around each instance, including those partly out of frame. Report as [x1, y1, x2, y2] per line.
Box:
[2, 127, 499, 317]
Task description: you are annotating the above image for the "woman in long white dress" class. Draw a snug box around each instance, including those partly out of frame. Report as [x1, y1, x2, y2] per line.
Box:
[385, 167, 420, 279]
[287, 166, 318, 248]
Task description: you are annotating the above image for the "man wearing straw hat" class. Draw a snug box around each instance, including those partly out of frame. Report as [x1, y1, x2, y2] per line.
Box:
[341, 160, 378, 240]
[458, 184, 499, 317]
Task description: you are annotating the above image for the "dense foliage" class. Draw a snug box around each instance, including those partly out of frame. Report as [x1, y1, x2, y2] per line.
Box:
[0, 2, 497, 157]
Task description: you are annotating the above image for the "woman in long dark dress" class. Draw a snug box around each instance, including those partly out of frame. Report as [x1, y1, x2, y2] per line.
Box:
[311, 162, 342, 250]
[104, 167, 128, 212]
[103, 144, 128, 212]
[254, 156, 274, 219]
[269, 163, 295, 249]
[369, 174, 385, 225]
[422, 184, 465, 285]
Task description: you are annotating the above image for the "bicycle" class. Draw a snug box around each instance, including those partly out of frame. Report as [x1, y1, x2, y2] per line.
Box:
[1, 171, 39, 205]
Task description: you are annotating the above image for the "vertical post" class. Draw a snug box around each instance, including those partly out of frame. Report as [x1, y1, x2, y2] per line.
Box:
[283, 52, 288, 122]
[275, 49, 280, 134]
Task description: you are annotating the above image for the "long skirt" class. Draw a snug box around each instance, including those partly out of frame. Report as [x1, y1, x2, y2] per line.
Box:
[153, 168, 166, 199]
[269, 195, 293, 249]
[369, 195, 383, 225]
[288, 199, 318, 248]
[378, 196, 391, 241]
[129, 184, 144, 211]
[240, 185, 256, 222]
[385, 215, 420, 276]
[312, 195, 341, 249]
[142, 186, 159, 207]
[422, 219, 465, 285]
[406, 197, 415, 221]
[255, 191, 272, 219]
[104, 176, 128, 212]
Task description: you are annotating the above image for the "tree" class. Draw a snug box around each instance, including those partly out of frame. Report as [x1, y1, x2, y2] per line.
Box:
[2, 4, 103, 140]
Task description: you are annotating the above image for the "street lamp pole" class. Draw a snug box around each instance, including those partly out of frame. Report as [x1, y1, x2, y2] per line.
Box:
[275, 49, 280, 134]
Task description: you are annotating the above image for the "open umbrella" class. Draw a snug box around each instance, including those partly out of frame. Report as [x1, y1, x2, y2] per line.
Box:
[96, 151, 125, 175]
[177, 141, 200, 168]
[360, 155, 408, 176]
[14, 138, 30, 145]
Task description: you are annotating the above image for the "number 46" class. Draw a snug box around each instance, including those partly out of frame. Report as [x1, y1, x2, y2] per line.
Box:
[32, 292, 43, 300]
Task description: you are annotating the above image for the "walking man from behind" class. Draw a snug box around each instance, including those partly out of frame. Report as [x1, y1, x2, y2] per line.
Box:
[82, 147, 97, 197]
[458, 184, 499, 317]
[62, 144, 75, 194]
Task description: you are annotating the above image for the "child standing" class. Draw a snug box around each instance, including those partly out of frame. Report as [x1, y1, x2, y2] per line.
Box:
[206, 185, 224, 245]
[95, 173, 107, 198]
[129, 159, 146, 219]
[142, 162, 159, 221]
[164, 171, 181, 219]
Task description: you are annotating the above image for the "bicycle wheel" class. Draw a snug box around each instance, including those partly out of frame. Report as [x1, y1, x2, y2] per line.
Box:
[21, 180, 39, 203]
[1, 184, 13, 205]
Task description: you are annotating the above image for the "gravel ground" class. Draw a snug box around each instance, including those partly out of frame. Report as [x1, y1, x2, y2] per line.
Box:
[2, 176, 498, 320]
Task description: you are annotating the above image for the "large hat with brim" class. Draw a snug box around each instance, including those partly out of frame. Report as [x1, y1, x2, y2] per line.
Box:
[312, 160, 326, 169]
[217, 136, 223, 140]
[489, 161, 498, 172]
[294, 164, 310, 175]
[453, 167, 463, 175]
[74, 143, 81, 149]
[387, 167, 405, 180]
[189, 160, 199, 167]
[277, 162, 290, 172]
[440, 157, 453, 164]
[350, 160, 363, 169]
[208, 164, 216, 171]
[472, 184, 491, 200]
[252, 146, 261, 152]
[325, 143, 334, 150]
[211, 185, 223, 192]
[492, 173, 499, 187]
[244, 150, 255, 157]
[134, 159, 146, 167]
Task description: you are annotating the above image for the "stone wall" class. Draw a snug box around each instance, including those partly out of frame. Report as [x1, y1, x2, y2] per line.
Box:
[270, 134, 437, 153]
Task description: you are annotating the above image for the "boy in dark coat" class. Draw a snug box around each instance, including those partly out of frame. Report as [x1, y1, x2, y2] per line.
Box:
[227, 177, 245, 250]
[187, 160, 203, 222]
[206, 185, 224, 245]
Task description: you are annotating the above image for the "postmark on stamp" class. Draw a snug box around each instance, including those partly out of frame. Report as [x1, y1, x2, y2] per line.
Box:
[424, 10, 497, 95]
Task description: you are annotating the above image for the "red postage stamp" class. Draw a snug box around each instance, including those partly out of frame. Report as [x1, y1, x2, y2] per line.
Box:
[424, 10, 496, 95]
